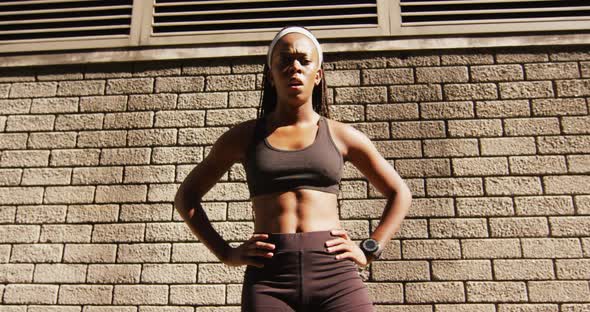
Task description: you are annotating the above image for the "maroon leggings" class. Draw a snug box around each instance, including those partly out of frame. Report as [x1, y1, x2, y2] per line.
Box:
[241, 230, 375, 312]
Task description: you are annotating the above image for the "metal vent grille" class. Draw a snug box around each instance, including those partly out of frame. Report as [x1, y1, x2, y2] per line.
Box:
[152, 0, 379, 35]
[400, 0, 590, 26]
[0, 0, 133, 42]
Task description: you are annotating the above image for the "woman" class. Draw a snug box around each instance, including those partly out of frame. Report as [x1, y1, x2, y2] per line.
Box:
[174, 26, 412, 312]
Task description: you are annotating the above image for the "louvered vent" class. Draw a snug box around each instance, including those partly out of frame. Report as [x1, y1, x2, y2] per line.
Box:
[0, 0, 133, 42]
[400, 0, 590, 26]
[152, 0, 379, 35]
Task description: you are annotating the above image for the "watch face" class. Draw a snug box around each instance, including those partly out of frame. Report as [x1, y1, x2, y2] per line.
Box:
[362, 239, 378, 252]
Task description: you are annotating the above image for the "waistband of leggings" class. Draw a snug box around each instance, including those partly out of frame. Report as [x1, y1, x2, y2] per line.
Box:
[254, 230, 337, 251]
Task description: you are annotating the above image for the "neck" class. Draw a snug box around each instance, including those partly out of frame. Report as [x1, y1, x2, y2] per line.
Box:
[269, 100, 318, 126]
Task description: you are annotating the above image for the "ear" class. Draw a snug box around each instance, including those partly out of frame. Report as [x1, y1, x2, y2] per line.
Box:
[314, 67, 323, 86]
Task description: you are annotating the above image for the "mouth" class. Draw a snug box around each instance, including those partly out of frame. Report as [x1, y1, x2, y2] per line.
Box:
[288, 78, 304, 87]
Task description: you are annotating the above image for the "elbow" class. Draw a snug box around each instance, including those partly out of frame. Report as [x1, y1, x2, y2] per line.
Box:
[174, 187, 200, 217]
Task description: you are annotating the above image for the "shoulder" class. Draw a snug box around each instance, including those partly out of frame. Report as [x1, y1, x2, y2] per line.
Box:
[324, 117, 374, 161]
[209, 117, 259, 163]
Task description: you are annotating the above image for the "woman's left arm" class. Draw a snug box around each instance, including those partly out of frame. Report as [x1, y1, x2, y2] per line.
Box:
[339, 122, 413, 264]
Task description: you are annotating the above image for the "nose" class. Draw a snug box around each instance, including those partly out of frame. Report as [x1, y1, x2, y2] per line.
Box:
[287, 59, 302, 74]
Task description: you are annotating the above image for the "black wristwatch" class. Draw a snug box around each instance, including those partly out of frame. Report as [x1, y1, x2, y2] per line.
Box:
[359, 238, 383, 260]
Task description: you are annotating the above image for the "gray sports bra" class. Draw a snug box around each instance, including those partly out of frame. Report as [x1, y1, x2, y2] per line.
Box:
[243, 115, 343, 198]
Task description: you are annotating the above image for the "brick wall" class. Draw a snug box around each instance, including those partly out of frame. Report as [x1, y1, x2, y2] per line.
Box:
[0, 45, 589, 311]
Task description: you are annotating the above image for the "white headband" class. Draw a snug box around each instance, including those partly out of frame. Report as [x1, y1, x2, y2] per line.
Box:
[267, 26, 323, 68]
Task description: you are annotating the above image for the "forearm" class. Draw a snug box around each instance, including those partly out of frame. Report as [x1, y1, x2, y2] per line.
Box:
[174, 191, 232, 262]
[368, 187, 412, 259]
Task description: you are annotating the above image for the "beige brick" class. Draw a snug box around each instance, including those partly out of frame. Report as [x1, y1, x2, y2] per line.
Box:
[515, 196, 574, 216]
[54, 113, 103, 130]
[498, 304, 558, 312]
[169, 285, 225, 305]
[363, 68, 414, 85]
[206, 75, 255, 91]
[409, 198, 455, 217]
[51, 149, 100, 167]
[199, 263, 246, 283]
[505, 117, 560, 136]
[104, 112, 153, 129]
[485, 176, 542, 196]
[556, 79, 590, 97]
[16, 205, 66, 224]
[387, 54, 440, 67]
[154, 110, 204, 128]
[171, 242, 217, 263]
[71, 167, 122, 185]
[555, 259, 589, 283]
[509, 156, 566, 174]
[77, 130, 126, 147]
[420, 101, 474, 119]
[206, 108, 258, 126]
[147, 183, 179, 202]
[496, 52, 548, 63]
[0, 66, 35, 82]
[576, 195, 590, 214]
[522, 238, 582, 258]
[67, 204, 118, 223]
[563, 116, 590, 134]
[392, 219, 428, 239]
[445, 83, 497, 100]
[44, 186, 95, 204]
[402, 239, 460, 259]
[133, 60, 181, 77]
[0, 172, 26, 189]
[58, 285, 112, 304]
[177, 92, 227, 109]
[28, 132, 77, 149]
[395, 158, 450, 177]
[532, 98, 588, 116]
[500, 81, 554, 99]
[140, 307, 192, 312]
[538, 135, 590, 154]
[471, 64, 523, 82]
[390, 84, 442, 102]
[561, 304, 590, 312]
[117, 243, 171, 263]
[21, 168, 71, 185]
[154, 76, 204, 93]
[120, 203, 172, 222]
[178, 126, 229, 145]
[432, 260, 492, 280]
[544, 175, 590, 194]
[0, 133, 27, 150]
[40, 224, 92, 243]
[335, 87, 387, 104]
[123, 165, 174, 184]
[490, 217, 548, 237]
[0, 264, 34, 282]
[466, 281, 527, 302]
[227, 201, 253, 221]
[114, 285, 168, 304]
[79, 95, 126, 112]
[406, 282, 465, 303]
[339, 180, 367, 199]
[391, 121, 445, 139]
[365, 282, 404, 304]
[63, 244, 116, 263]
[151, 147, 202, 165]
[9, 82, 57, 98]
[495, 259, 554, 280]
[0, 206, 16, 222]
[442, 53, 494, 65]
[96, 185, 147, 203]
[87, 264, 141, 283]
[228, 90, 260, 107]
[563, 155, 590, 174]
[141, 263, 196, 283]
[436, 304, 495, 312]
[462, 238, 521, 259]
[481, 137, 536, 156]
[0, 187, 44, 205]
[453, 157, 508, 176]
[200, 182, 250, 201]
[100, 148, 151, 165]
[0, 99, 31, 115]
[457, 197, 514, 217]
[0, 115, 5, 131]
[128, 129, 177, 146]
[28, 306, 81, 312]
[529, 281, 590, 302]
[416, 66, 468, 83]
[57, 80, 105, 96]
[526, 63, 579, 80]
[325, 105, 362, 122]
[350, 122, 389, 139]
[448, 119, 502, 137]
[366, 103, 419, 121]
[584, 238, 590, 257]
[373, 261, 429, 281]
[6, 115, 54, 132]
[31, 97, 78, 113]
[550, 216, 590, 236]
[92, 223, 144, 243]
[430, 218, 488, 238]
[106, 78, 153, 94]
[372, 305, 432, 312]
[476, 100, 530, 118]
[145, 222, 196, 242]
[323, 70, 360, 87]
[34, 264, 86, 283]
[583, 62, 590, 78]
[325, 53, 386, 69]
[4, 284, 58, 304]
[127, 94, 176, 110]
[423, 138, 479, 157]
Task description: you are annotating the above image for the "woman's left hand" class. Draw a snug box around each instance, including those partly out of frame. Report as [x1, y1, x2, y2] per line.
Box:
[325, 229, 368, 268]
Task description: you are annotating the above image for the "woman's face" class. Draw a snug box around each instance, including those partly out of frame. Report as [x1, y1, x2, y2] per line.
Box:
[268, 33, 322, 105]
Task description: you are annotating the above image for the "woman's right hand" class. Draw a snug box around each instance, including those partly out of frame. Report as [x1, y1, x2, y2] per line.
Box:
[223, 233, 275, 268]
